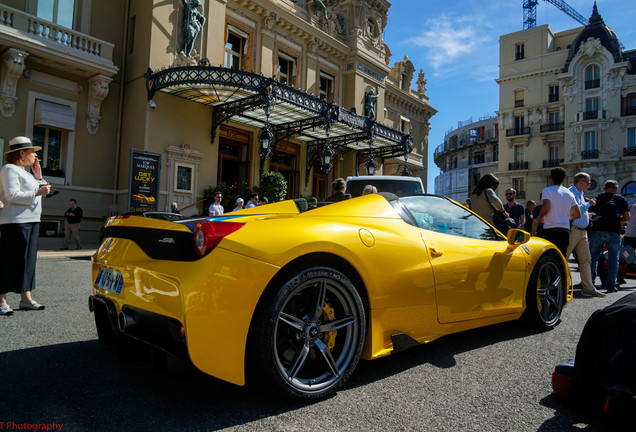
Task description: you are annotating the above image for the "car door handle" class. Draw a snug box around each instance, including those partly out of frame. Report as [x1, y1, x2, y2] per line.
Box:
[429, 247, 443, 257]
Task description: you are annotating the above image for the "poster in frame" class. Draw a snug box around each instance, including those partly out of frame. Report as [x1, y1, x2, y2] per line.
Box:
[174, 162, 194, 193]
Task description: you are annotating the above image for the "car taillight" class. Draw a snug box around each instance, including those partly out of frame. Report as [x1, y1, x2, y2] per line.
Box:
[193, 221, 244, 257]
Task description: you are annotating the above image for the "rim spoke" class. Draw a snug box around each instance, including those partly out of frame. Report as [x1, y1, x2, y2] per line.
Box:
[286, 341, 311, 381]
[320, 315, 356, 332]
[279, 312, 305, 331]
[312, 280, 328, 321]
[550, 275, 562, 291]
[315, 339, 340, 378]
[542, 296, 557, 320]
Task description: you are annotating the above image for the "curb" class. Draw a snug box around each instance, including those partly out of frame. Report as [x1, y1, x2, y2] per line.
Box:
[38, 249, 97, 258]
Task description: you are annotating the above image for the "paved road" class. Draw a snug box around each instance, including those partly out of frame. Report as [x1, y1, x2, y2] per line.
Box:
[1, 253, 632, 432]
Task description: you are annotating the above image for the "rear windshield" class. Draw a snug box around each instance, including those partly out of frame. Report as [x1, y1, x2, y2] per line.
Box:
[346, 179, 422, 197]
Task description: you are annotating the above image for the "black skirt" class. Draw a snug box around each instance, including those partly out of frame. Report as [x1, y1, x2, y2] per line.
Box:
[0, 222, 40, 294]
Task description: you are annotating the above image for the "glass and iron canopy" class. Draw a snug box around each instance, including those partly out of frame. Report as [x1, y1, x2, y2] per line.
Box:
[145, 66, 413, 176]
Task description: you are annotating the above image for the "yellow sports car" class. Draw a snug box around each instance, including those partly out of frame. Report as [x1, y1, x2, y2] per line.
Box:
[90, 193, 572, 400]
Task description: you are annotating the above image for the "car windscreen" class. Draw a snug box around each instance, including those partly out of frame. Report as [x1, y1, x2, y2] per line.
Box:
[346, 179, 422, 197]
[399, 195, 503, 241]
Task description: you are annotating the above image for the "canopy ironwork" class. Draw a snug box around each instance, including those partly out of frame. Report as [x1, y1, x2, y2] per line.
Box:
[145, 65, 413, 175]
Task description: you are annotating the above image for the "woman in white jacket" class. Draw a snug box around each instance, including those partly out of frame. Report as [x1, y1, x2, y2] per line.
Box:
[0, 136, 51, 316]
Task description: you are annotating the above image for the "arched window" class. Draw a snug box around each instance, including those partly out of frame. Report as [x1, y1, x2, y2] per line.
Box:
[622, 181, 636, 197]
[585, 65, 600, 89]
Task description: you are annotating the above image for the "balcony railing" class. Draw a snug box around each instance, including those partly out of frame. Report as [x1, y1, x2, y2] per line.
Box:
[585, 79, 600, 89]
[540, 122, 564, 133]
[542, 159, 563, 168]
[0, 4, 114, 65]
[624, 148, 636, 157]
[581, 149, 599, 159]
[577, 110, 606, 121]
[509, 161, 529, 170]
[506, 127, 531, 137]
[514, 100, 524, 108]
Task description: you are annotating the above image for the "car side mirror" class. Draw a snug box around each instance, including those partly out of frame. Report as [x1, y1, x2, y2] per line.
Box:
[507, 228, 530, 245]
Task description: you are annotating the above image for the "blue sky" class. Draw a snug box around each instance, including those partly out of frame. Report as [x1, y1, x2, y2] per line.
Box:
[383, 0, 636, 190]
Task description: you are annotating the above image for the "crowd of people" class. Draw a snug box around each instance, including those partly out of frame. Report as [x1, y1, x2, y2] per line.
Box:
[208, 190, 270, 216]
[469, 168, 634, 297]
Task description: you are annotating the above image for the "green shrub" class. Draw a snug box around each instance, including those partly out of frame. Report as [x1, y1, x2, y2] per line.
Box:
[254, 171, 287, 203]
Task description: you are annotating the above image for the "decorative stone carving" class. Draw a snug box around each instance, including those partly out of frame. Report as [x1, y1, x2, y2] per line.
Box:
[607, 68, 625, 96]
[309, 37, 320, 54]
[416, 69, 427, 95]
[561, 76, 576, 103]
[580, 37, 603, 58]
[1, 48, 29, 119]
[264, 12, 276, 30]
[86, 75, 112, 135]
[566, 145, 576, 161]
[608, 137, 618, 158]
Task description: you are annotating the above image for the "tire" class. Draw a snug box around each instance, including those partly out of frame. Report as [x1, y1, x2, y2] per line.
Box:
[248, 266, 366, 400]
[522, 255, 565, 330]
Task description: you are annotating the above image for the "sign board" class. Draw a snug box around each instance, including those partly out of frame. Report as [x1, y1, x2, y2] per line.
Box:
[128, 150, 161, 213]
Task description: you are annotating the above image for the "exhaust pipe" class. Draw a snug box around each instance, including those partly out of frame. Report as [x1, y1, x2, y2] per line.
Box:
[118, 309, 136, 332]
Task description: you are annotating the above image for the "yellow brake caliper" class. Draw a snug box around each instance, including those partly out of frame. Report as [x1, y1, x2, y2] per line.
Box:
[322, 303, 337, 350]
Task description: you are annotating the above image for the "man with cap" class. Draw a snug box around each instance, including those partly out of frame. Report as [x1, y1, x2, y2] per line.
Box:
[589, 180, 631, 293]
[0, 136, 51, 315]
[233, 197, 244, 211]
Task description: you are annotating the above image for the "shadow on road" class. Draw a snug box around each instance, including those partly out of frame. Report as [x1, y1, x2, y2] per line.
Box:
[0, 340, 306, 431]
[0, 320, 612, 431]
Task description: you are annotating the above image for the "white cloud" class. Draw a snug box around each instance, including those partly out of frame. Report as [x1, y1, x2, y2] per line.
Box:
[404, 13, 487, 70]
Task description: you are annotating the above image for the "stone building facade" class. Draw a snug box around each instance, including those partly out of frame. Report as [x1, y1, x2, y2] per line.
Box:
[433, 115, 498, 203]
[435, 5, 636, 205]
[497, 4, 636, 204]
[0, 0, 436, 243]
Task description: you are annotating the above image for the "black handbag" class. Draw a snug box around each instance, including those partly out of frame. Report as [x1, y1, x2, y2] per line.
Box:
[485, 192, 517, 234]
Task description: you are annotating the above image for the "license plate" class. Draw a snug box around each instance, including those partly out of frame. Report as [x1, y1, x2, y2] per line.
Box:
[95, 267, 124, 294]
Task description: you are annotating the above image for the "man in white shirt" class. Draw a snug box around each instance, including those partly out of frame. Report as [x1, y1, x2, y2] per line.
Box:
[566, 172, 604, 297]
[208, 191, 224, 216]
[538, 167, 580, 257]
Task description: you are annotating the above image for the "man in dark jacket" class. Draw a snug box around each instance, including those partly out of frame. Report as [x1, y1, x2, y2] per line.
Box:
[589, 180, 631, 293]
[60, 199, 83, 250]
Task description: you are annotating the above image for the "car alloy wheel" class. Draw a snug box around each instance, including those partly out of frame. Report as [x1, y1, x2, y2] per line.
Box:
[523, 255, 565, 330]
[250, 267, 365, 400]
